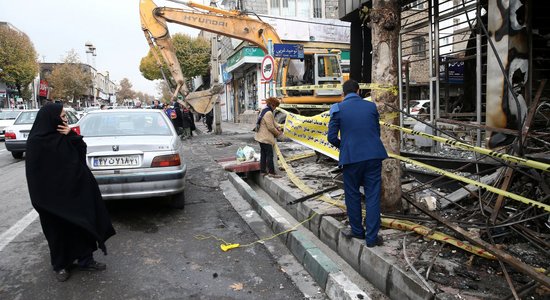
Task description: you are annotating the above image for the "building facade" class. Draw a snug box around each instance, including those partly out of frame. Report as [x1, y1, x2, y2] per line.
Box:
[212, 0, 349, 123]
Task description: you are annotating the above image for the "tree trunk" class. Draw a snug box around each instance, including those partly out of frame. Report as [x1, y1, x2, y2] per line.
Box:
[370, 0, 401, 212]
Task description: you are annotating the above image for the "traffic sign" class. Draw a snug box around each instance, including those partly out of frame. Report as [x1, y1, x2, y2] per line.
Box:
[261, 55, 275, 81]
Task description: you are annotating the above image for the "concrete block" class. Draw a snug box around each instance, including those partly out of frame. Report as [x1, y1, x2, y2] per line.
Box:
[308, 210, 323, 238]
[337, 233, 364, 271]
[319, 216, 343, 252]
[359, 246, 393, 294]
[272, 216, 293, 243]
[287, 231, 317, 263]
[387, 264, 433, 300]
[303, 247, 340, 289]
[295, 203, 313, 229]
[326, 271, 371, 300]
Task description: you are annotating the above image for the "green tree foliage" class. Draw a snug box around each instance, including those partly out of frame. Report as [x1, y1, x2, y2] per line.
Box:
[139, 47, 165, 81]
[116, 78, 136, 104]
[0, 25, 39, 99]
[156, 81, 172, 104]
[139, 34, 211, 82]
[47, 50, 92, 104]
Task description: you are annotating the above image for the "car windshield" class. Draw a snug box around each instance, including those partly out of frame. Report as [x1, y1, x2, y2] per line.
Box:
[14, 111, 38, 124]
[80, 112, 172, 137]
[0, 110, 20, 120]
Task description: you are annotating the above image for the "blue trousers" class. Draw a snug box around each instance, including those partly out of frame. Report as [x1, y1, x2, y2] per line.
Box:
[343, 159, 383, 245]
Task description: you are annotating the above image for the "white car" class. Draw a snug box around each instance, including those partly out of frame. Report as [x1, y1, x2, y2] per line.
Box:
[0, 110, 22, 140]
[4, 109, 79, 159]
[78, 109, 186, 208]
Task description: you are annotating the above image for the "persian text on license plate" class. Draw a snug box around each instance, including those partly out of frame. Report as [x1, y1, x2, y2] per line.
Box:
[93, 155, 140, 167]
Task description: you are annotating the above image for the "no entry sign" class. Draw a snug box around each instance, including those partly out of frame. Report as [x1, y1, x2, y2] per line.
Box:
[261, 55, 275, 81]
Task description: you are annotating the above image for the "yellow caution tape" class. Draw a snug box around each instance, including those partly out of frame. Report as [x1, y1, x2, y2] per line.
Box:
[276, 83, 398, 95]
[274, 144, 498, 260]
[382, 218, 496, 260]
[381, 121, 550, 173]
[284, 151, 317, 162]
[391, 153, 550, 212]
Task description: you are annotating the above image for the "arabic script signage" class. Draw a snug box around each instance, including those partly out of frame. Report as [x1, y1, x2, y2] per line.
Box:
[273, 44, 304, 59]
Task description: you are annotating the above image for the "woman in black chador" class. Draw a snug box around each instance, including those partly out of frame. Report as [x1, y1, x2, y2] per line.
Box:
[25, 103, 115, 282]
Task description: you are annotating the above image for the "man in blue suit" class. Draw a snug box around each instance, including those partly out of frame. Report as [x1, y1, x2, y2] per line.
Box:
[327, 79, 388, 247]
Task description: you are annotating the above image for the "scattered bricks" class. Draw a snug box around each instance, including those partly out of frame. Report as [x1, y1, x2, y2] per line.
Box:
[359, 247, 394, 294]
[320, 216, 344, 252]
[303, 247, 341, 289]
[337, 234, 364, 271]
[326, 271, 371, 300]
[287, 231, 318, 263]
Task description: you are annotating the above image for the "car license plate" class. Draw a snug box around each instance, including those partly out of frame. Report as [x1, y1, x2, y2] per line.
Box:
[93, 155, 140, 167]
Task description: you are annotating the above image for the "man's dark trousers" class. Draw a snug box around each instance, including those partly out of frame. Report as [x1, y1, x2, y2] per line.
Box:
[343, 159, 383, 245]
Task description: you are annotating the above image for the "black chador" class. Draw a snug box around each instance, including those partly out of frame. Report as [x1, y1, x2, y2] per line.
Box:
[25, 104, 115, 273]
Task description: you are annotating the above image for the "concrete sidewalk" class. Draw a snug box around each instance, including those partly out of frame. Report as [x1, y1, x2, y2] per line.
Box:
[194, 120, 437, 300]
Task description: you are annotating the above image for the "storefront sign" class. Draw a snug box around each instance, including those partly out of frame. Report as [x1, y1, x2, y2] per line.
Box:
[273, 44, 304, 59]
[39, 80, 49, 97]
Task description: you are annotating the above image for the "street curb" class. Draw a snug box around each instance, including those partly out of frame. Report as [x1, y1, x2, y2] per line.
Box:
[227, 172, 371, 300]
[250, 173, 434, 300]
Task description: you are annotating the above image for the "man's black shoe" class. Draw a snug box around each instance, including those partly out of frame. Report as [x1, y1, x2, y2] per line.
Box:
[55, 269, 70, 282]
[341, 227, 365, 239]
[366, 236, 384, 248]
[78, 260, 107, 271]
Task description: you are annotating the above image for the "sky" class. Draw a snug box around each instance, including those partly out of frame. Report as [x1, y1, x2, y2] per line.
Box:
[0, 0, 207, 97]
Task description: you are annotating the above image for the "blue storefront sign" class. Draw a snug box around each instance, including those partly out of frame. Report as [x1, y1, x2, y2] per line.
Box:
[273, 44, 304, 59]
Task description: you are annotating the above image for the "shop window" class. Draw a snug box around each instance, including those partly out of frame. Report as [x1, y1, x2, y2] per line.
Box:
[269, 0, 324, 18]
[412, 36, 426, 57]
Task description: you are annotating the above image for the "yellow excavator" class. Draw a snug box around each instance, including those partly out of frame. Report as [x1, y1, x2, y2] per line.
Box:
[139, 0, 344, 115]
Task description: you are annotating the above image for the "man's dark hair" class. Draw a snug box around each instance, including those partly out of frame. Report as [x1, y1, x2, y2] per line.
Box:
[342, 80, 359, 96]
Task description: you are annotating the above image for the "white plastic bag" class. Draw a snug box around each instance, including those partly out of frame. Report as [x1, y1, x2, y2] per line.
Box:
[242, 146, 256, 161]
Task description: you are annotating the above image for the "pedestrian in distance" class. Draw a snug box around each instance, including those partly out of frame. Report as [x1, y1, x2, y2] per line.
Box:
[181, 105, 195, 139]
[254, 97, 283, 178]
[171, 101, 185, 137]
[25, 103, 116, 282]
[205, 109, 213, 133]
[151, 100, 163, 109]
[327, 79, 388, 248]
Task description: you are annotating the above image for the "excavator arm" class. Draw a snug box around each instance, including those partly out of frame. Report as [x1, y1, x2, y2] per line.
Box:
[139, 0, 282, 113]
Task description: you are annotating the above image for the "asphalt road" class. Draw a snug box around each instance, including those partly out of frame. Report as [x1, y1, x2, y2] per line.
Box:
[0, 135, 309, 299]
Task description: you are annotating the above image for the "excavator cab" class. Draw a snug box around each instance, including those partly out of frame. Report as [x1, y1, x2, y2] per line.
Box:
[314, 53, 343, 96]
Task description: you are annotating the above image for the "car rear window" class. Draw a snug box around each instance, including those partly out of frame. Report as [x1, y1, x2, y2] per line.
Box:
[0, 110, 21, 120]
[14, 111, 38, 124]
[80, 112, 172, 137]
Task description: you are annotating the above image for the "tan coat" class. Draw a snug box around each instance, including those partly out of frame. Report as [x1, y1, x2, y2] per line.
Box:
[254, 110, 280, 145]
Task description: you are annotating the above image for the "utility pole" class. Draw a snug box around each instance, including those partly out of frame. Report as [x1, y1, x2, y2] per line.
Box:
[209, 1, 222, 134]
[211, 34, 222, 134]
[370, 0, 401, 212]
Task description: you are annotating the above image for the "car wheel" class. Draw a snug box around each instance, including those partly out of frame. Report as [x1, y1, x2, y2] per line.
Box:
[11, 151, 23, 159]
[170, 190, 185, 209]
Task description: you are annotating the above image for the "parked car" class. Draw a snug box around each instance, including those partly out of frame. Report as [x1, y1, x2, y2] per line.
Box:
[77, 109, 186, 208]
[0, 110, 22, 140]
[4, 109, 79, 159]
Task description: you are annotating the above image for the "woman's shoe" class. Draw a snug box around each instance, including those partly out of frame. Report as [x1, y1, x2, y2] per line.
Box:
[78, 260, 107, 271]
[55, 269, 70, 282]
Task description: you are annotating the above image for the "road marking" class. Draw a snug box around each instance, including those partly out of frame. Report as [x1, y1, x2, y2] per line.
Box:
[0, 209, 38, 252]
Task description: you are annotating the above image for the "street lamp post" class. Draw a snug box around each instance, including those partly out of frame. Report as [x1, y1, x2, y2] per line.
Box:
[85, 42, 97, 107]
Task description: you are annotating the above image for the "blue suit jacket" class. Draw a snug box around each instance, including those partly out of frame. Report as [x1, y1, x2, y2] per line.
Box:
[327, 93, 388, 166]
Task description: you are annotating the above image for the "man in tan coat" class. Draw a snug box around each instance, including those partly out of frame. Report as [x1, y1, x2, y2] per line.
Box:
[254, 97, 282, 177]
